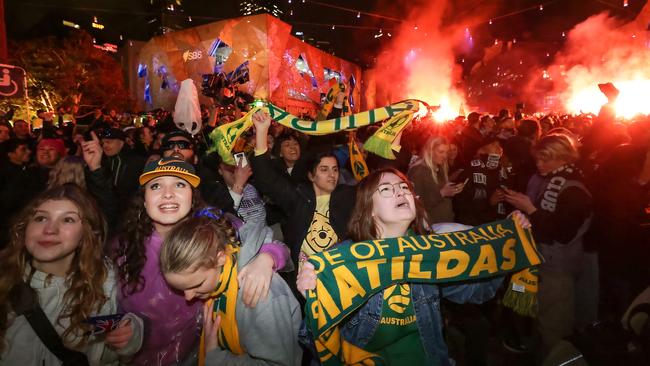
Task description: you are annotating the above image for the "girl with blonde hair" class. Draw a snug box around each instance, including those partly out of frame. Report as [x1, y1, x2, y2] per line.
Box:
[0, 184, 142, 365]
[504, 134, 595, 356]
[160, 215, 302, 365]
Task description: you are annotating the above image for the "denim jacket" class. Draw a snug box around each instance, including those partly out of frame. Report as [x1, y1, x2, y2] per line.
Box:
[340, 278, 502, 365]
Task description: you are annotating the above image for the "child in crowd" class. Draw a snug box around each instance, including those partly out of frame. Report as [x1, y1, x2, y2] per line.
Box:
[160, 215, 302, 366]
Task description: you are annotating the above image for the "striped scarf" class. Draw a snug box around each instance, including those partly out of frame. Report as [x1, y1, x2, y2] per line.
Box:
[208, 100, 421, 165]
[305, 216, 542, 365]
[199, 245, 243, 366]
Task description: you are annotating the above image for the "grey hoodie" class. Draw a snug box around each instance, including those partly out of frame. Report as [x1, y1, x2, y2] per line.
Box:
[206, 221, 302, 366]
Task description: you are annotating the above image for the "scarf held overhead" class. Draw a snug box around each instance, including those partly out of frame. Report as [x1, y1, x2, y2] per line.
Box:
[208, 100, 421, 165]
[304, 216, 542, 366]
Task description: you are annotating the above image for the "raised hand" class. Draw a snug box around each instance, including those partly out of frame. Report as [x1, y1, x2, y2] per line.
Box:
[81, 131, 103, 171]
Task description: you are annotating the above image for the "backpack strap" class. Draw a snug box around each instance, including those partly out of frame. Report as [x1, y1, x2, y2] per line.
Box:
[10, 281, 90, 366]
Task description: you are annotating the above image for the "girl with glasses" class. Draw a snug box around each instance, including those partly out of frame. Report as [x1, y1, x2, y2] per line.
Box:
[298, 168, 523, 365]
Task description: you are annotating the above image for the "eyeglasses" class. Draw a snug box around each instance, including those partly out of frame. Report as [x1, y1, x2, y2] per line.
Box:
[376, 182, 413, 198]
[162, 140, 192, 151]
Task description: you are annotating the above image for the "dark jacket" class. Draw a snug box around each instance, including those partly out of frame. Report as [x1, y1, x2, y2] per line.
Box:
[407, 163, 454, 224]
[459, 125, 484, 165]
[503, 135, 536, 192]
[85, 166, 120, 234]
[585, 144, 650, 269]
[194, 152, 236, 215]
[87, 149, 146, 227]
[0, 162, 43, 247]
[527, 165, 592, 272]
[250, 151, 356, 265]
[453, 155, 510, 226]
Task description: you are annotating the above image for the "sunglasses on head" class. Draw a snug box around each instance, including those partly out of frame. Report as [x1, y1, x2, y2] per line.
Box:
[162, 140, 192, 151]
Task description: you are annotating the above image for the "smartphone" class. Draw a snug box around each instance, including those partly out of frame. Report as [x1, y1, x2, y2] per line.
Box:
[233, 152, 248, 167]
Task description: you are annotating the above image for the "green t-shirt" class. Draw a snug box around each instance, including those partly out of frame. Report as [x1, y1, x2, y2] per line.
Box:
[364, 284, 431, 365]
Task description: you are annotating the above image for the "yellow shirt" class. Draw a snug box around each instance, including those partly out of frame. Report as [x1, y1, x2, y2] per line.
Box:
[299, 195, 338, 264]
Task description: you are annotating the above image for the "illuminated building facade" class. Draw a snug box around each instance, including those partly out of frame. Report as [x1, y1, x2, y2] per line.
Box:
[240, 1, 284, 18]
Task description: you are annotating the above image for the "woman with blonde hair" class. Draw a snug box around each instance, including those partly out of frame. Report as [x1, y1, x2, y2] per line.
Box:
[47, 155, 87, 190]
[408, 135, 466, 224]
[0, 184, 142, 365]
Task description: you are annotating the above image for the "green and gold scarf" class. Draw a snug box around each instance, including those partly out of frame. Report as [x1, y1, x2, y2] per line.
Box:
[503, 266, 539, 317]
[317, 81, 351, 121]
[208, 100, 421, 165]
[304, 216, 542, 366]
[348, 132, 368, 181]
[199, 245, 243, 366]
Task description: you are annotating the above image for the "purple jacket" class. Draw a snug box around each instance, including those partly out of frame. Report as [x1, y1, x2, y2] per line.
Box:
[118, 230, 202, 365]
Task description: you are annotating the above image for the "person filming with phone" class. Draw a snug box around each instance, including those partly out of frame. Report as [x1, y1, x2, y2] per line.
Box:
[408, 135, 466, 225]
[453, 137, 511, 226]
[217, 153, 267, 225]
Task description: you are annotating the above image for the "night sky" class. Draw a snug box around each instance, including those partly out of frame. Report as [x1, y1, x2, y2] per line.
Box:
[5, 0, 647, 67]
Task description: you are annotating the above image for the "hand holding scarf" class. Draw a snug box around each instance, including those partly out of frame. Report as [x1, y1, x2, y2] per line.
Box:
[305, 216, 542, 365]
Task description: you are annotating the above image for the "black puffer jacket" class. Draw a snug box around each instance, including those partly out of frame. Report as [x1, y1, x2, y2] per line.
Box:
[250, 151, 356, 265]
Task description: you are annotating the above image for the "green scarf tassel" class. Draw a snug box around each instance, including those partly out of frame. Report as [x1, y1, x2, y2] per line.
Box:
[363, 134, 396, 159]
[502, 266, 539, 317]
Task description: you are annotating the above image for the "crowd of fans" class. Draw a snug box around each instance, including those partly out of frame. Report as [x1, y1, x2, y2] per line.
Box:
[0, 98, 648, 365]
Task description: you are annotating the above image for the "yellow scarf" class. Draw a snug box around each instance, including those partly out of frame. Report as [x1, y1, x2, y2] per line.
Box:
[362, 110, 413, 160]
[317, 81, 351, 121]
[348, 132, 368, 181]
[198, 245, 243, 366]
